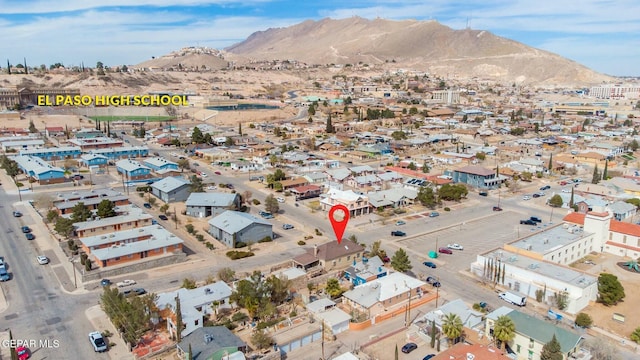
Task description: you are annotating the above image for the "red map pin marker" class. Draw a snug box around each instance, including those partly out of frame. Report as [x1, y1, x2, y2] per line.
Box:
[329, 204, 350, 244]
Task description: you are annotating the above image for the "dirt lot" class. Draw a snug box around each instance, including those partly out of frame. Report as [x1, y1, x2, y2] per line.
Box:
[574, 253, 640, 339]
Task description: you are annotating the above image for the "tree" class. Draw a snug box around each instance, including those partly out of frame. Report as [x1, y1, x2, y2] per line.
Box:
[422, 162, 430, 173]
[597, 273, 625, 306]
[325, 278, 343, 298]
[475, 152, 486, 161]
[182, 278, 197, 289]
[189, 175, 204, 192]
[631, 327, 640, 344]
[548, 194, 563, 208]
[326, 113, 334, 133]
[368, 240, 384, 259]
[390, 248, 412, 272]
[442, 313, 463, 345]
[96, 61, 105, 75]
[264, 194, 279, 214]
[391, 130, 407, 140]
[224, 137, 234, 146]
[175, 295, 183, 340]
[575, 313, 593, 328]
[417, 185, 438, 208]
[493, 315, 515, 350]
[28, 121, 38, 133]
[191, 127, 204, 143]
[70, 202, 92, 222]
[176, 158, 190, 171]
[238, 122, 243, 136]
[96, 199, 116, 218]
[591, 164, 600, 184]
[625, 198, 640, 209]
[217, 267, 235, 283]
[407, 162, 417, 171]
[395, 344, 399, 360]
[437, 184, 468, 201]
[540, 334, 563, 360]
[251, 330, 273, 350]
[54, 217, 75, 238]
[602, 159, 609, 180]
[241, 190, 253, 205]
[548, 153, 553, 172]
[629, 139, 639, 151]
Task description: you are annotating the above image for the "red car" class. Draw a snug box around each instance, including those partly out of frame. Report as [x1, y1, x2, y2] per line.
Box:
[17, 346, 29, 360]
[214, 171, 222, 175]
[438, 247, 453, 254]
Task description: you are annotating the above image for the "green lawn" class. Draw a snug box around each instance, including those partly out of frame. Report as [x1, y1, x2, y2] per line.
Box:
[89, 116, 174, 122]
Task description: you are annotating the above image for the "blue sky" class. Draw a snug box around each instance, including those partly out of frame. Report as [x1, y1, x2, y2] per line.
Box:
[1, 0, 638, 76]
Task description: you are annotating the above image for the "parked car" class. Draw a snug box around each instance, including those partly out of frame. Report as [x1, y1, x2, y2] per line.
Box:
[447, 243, 464, 250]
[21, 226, 31, 233]
[540, 185, 551, 190]
[438, 247, 453, 254]
[72, 174, 84, 180]
[0, 268, 9, 282]
[423, 261, 437, 268]
[532, 193, 541, 198]
[426, 276, 441, 287]
[25, 233, 35, 240]
[100, 279, 112, 287]
[116, 279, 136, 287]
[423, 355, 436, 360]
[16, 346, 29, 360]
[37, 255, 49, 265]
[134, 288, 147, 296]
[88, 331, 108, 352]
[282, 224, 294, 230]
[522, 195, 531, 200]
[520, 219, 536, 225]
[530, 216, 542, 223]
[562, 188, 571, 193]
[479, 191, 488, 196]
[391, 230, 406, 237]
[559, 181, 568, 185]
[429, 211, 440, 217]
[12, 211, 22, 217]
[143, 203, 152, 209]
[159, 214, 168, 220]
[395, 220, 406, 226]
[214, 171, 222, 175]
[492, 206, 503, 211]
[401, 342, 418, 354]
[276, 197, 285, 203]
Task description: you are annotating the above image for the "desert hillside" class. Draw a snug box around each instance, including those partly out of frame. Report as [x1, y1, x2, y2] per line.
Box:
[225, 17, 613, 85]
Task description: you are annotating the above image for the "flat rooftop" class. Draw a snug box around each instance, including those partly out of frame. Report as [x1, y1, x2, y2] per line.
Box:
[509, 223, 592, 255]
[482, 248, 597, 289]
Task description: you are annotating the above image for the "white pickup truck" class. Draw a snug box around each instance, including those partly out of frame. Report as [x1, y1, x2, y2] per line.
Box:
[116, 279, 136, 288]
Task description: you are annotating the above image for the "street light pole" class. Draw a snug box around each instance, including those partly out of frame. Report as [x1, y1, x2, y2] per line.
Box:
[70, 257, 77, 288]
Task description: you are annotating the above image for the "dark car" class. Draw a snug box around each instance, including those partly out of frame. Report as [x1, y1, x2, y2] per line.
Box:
[143, 203, 152, 209]
[493, 206, 503, 211]
[479, 191, 488, 196]
[25, 233, 35, 240]
[21, 226, 31, 233]
[530, 216, 542, 223]
[423, 355, 436, 360]
[13, 211, 22, 217]
[226, 184, 234, 189]
[520, 219, 536, 225]
[101, 279, 112, 287]
[391, 230, 406, 237]
[438, 247, 453, 254]
[134, 288, 147, 296]
[158, 215, 168, 221]
[540, 185, 551, 190]
[401, 343, 418, 354]
[426, 276, 441, 287]
[532, 193, 541, 198]
[423, 261, 437, 268]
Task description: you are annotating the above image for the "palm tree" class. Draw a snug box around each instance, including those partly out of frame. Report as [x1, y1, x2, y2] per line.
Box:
[493, 315, 516, 351]
[442, 313, 464, 345]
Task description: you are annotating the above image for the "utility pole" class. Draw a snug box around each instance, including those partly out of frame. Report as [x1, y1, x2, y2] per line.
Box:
[321, 321, 325, 360]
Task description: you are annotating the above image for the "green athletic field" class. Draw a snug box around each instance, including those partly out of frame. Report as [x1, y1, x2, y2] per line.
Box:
[88, 116, 174, 122]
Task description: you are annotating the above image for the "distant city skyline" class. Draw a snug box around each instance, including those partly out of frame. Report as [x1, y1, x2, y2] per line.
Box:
[1, 0, 638, 76]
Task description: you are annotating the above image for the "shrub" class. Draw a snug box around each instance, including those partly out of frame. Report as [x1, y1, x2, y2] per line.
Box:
[226, 250, 255, 260]
[252, 199, 261, 205]
[240, 205, 248, 212]
[84, 260, 92, 271]
[195, 234, 205, 242]
[444, 207, 451, 211]
[298, 240, 306, 245]
[15, 182, 23, 187]
[315, 228, 322, 236]
[205, 242, 215, 250]
[185, 224, 195, 234]
[256, 317, 284, 330]
[575, 313, 593, 328]
[258, 236, 272, 243]
[232, 312, 249, 322]
[235, 241, 247, 248]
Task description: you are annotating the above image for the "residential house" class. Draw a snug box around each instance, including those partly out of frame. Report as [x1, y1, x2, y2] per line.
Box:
[303, 172, 329, 185]
[185, 193, 241, 218]
[325, 168, 352, 183]
[68, 136, 124, 151]
[89, 146, 149, 160]
[609, 201, 636, 221]
[343, 256, 388, 286]
[150, 177, 192, 203]
[54, 194, 130, 215]
[12, 155, 66, 184]
[290, 184, 323, 200]
[306, 299, 351, 335]
[452, 165, 504, 189]
[1, 139, 45, 151]
[143, 157, 179, 172]
[320, 188, 370, 217]
[367, 187, 417, 209]
[79, 153, 109, 168]
[80, 225, 184, 268]
[485, 309, 583, 360]
[346, 174, 381, 189]
[116, 159, 151, 181]
[74, 211, 154, 238]
[156, 282, 233, 338]
[292, 239, 365, 272]
[176, 327, 247, 360]
[44, 126, 65, 137]
[341, 272, 427, 317]
[208, 210, 273, 247]
[279, 177, 310, 191]
[19, 146, 82, 160]
[517, 157, 546, 173]
[432, 343, 511, 360]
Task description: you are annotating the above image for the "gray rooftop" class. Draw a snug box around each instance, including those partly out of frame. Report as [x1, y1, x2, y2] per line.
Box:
[90, 229, 183, 260]
[177, 326, 245, 359]
[55, 195, 129, 211]
[115, 159, 150, 172]
[80, 224, 174, 248]
[53, 188, 122, 202]
[185, 192, 238, 207]
[89, 145, 149, 154]
[151, 176, 191, 192]
[143, 157, 178, 168]
[482, 248, 597, 289]
[74, 212, 153, 231]
[20, 146, 81, 155]
[342, 272, 426, 308]
[208, 210, 272, 234]
[509, 223, 592, 256]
